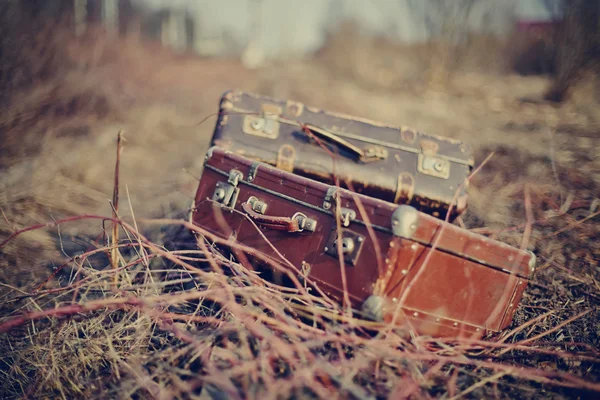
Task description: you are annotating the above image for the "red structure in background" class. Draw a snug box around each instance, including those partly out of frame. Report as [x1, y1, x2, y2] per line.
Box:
[516, 19, 562, 37]
[511, 17, 563, 76]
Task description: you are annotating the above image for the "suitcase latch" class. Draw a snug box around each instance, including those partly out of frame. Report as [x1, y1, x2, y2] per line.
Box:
[417, 154, 450, 179]
[242, 105, 282, 139]
[212, 169, 243, 208]
[324, 229, 365, 266]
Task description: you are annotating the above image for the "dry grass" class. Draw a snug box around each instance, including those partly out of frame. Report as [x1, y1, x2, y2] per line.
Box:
[3, 183, 600, 398]
[1, 15, 600, 400]
[0, 19, 256, 293]
[1, 208, 599, 399]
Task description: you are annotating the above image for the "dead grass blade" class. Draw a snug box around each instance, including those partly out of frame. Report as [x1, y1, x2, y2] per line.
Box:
[449, 371, 508, 400]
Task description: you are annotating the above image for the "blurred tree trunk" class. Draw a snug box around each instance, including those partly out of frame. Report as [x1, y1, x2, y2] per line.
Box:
[545, 0, 600, 102]
[0, 0, 73, 106]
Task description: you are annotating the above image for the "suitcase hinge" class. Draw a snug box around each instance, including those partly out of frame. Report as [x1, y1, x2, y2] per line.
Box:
[212, 169, 244, 208]
[248, 162, 260, 182]
[323, 187, 337, 210]
[228, 169, 243, 185]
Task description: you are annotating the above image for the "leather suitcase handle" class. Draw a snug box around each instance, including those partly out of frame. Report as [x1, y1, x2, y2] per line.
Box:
[302, 123, 365, 158]
[300, 123, 387, 163]
[242, 200, 314, 233]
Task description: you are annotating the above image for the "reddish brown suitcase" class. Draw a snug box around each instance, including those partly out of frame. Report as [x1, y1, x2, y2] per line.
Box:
[209, 90, 475, 221]
[190, 147, 536, 339]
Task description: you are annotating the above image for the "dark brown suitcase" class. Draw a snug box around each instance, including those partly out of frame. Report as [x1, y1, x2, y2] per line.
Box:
[190, 147, 536, 339]
[209, 90, 475, 221]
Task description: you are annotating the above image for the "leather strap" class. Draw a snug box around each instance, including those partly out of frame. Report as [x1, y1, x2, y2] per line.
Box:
[276, 144, 296, 172]
[242, 202, 301, 232]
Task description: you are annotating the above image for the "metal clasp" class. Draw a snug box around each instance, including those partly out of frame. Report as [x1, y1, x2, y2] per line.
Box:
[228, 169, 243, 186]
[339, 208, 356, 227]
[323, 187, 336, 210]
[212, 169, 243, 208]
[242, 104, 282, 139]
[247, 196, 268, 214]
[248, 161, 261, 182]
[292, 212, 317, 232]
[417, 154, 450, 179]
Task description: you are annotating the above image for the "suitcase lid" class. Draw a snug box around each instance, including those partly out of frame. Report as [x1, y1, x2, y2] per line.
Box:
[218, 89, 474, 168]
[202, 147, 535, 280]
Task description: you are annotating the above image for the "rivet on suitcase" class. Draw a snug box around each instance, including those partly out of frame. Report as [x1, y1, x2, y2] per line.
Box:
[209, 90, 475, 221]
[190, 147, 536, 339]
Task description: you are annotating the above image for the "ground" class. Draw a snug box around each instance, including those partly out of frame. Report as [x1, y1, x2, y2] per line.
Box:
[0, 25, 599, 399]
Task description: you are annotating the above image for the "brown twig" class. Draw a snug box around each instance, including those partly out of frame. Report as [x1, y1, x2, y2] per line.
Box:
[0, 205, 16, 232]
[111, 131, 125, 285]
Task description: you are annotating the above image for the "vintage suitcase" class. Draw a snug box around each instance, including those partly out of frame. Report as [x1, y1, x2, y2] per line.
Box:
[209, 90, 475, 221]
[190, 147, 536, 339]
